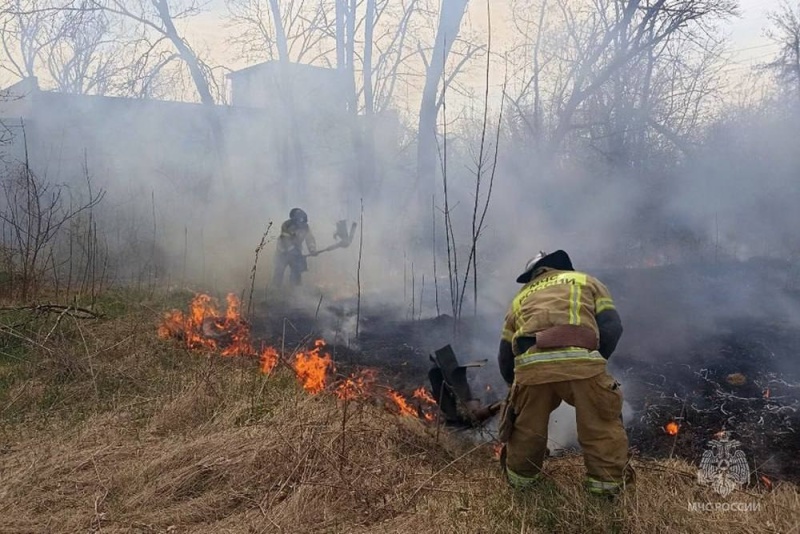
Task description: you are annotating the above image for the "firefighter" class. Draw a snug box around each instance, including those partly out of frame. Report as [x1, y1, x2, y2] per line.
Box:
[497, 250, 632, 496]
[272, 208, 317, 287]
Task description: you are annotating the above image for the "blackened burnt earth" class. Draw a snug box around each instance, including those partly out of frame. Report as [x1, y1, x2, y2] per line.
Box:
[602, 259, 800, 484]
[253, 299, 499, 395]
[614, 319, 800, 484]
[254, 259, 800, 484]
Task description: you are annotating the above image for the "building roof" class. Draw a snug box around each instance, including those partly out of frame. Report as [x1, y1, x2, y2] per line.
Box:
[226, 60, 338, 79]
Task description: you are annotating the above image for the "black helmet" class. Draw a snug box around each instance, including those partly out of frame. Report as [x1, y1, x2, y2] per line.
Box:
[289, 208, 308, 224]
[516, 250, 574, 283]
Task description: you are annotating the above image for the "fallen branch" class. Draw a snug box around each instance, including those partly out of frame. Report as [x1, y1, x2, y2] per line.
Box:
[0, 304, 102, 319]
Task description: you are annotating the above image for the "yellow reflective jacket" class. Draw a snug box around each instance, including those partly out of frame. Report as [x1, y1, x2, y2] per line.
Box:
[501, 267, 617, 385]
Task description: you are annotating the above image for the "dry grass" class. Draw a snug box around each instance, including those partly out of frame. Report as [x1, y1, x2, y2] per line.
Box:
[0, 291, 797, 533]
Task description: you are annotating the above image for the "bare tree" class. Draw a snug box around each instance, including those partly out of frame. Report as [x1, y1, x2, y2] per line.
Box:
[1, 0, 55, 80]
[0, 0, 125, 95]
[79, 0, 227, 182]
[506, 0, 734, 169]
[766, 1, 800, 100]
[87, 0, 220, 105]
[226, 0, 335, 64]
[548, 0, 735, 156]
[416, 0, 470, 196]
[0, 128, 105, 300]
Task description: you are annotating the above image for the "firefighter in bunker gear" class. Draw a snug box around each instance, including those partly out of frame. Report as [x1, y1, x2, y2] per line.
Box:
[272, 208, 317, 287]
[497, 250, 631, 495]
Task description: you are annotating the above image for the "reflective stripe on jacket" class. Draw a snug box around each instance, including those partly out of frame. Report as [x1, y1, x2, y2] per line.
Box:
[501, 268, 617, 384]
[514, 347, 606, 370]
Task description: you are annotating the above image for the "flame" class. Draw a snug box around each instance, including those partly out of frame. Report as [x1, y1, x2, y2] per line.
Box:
[412, 387, 438, 422]
[492, 442, 503, 459]
[225, 293, 240, 321]
[158, 293, 252, 353]
[387, 389, 417, 417]
[412, 387, 436, 404]
[763, 388, 771, 399]
[665, 421, 680, 436]
[158, 294, 466, 422]
[157, 309, 185, 340]
[293, 340, 333, 394]
[259, 346, 279, 375]
[335, 369, 377, 400]
[187, 294, 221, 349]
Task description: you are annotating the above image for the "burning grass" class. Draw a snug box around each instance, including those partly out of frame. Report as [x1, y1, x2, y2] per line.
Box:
[155, 293, 438, 422]
[0, 290, 798, 533]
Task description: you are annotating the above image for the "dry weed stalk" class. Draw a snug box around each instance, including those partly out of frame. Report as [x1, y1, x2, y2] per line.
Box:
[247, 221, 273, 318]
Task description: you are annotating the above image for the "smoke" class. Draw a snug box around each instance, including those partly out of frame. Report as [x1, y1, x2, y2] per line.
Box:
[2, 17, 800, 457]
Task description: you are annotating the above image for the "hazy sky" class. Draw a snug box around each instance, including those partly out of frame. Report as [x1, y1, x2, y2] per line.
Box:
[728, 0, 781, 59]
[193, 0, 782, 72]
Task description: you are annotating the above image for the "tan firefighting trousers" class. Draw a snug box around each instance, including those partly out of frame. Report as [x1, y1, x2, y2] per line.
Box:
[501, 372, 632, 494]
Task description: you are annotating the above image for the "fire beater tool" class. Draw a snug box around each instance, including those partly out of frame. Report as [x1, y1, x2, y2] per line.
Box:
[305, 220, 358, 257]
[428, 344, 502, 427]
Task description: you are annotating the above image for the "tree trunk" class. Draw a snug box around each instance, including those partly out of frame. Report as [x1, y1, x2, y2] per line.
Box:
[153, 0, 225, 195]
[266, 0, 304, 204]
[360, 0, 377, 199]
[153, 0, 215, 106]
[335, 0, 346, 70]
[267, 0, 289, 61]
[416, 0, 469, 202]
[363, 0, 375, 115]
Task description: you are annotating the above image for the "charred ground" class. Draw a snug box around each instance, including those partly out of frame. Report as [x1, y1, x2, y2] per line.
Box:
[254, 258, 800, 484]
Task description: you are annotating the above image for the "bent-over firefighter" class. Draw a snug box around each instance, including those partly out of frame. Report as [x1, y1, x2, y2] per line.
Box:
[497, 249, 633, 496]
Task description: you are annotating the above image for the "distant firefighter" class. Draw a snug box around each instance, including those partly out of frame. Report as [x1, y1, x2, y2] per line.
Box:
[272, 208, 317, 287]
[496, 250, 632, 496]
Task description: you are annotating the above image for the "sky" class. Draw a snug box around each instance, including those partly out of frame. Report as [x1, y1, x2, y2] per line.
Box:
[184, 0, 785, 113]
[194, 0, 783, 71]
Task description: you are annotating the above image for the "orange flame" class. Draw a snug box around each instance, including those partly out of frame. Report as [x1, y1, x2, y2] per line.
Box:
[492, 442, 503, 459]
[335, 369, 377, 400]
[225, 293, 240, 321]
[158, 293, 253, 354]
[412, 387, 436, 404]
[259, 346, 279, 375]
[412, 387, 438, 422]
[665, 421, 680, 436]
[157, 310, 185, 340]
[387, 389, 417, 417]
[159, 294, 468, 422]
[187, 294, 221, 349]
[293, 340, 333, 394]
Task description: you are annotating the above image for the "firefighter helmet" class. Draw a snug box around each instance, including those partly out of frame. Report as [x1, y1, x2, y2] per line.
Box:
[516, 250, 574, 283]
[289, 208, 308, 224]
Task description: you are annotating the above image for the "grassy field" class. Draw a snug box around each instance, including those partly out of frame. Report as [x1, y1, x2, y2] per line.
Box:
[0, 290, 797, 533]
